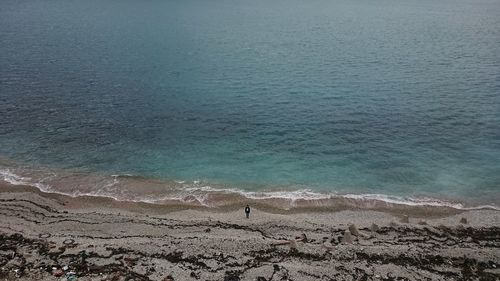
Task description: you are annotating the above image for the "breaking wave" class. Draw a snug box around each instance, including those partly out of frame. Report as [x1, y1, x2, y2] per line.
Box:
[1, 166, 498, 212]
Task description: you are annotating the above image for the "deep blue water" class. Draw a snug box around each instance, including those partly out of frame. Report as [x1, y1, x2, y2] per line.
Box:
[1, 0, 500, 205]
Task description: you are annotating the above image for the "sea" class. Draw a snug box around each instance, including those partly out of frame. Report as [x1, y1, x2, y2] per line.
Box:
[1, 0, 499, 209]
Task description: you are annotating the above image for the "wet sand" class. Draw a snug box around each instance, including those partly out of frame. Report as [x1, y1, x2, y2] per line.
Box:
[0, 182, 499, 281]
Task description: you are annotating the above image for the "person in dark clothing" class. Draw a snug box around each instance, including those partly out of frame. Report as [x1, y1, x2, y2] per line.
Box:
[244, 205, 250, 219]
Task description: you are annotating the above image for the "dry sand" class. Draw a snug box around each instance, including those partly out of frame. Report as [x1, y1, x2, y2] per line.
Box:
[0, 182, 499, 281]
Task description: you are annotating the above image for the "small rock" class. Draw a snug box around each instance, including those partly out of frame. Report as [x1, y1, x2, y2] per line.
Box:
[162, 275, 175, 281]
[437, 224, 447, 230]
[400, 215, 409, 223]
[38, 233, 51, 239]
[460, 217, 468, 224]
[298, 233, 308, 242]
[370, 223, 380, 232]
[342, 230, 354, 243]
[63, 239, 76, 245]
[205, 228, 211, 233]
[389, 221, 398, 227]
[348, 224, 360, 236]
[417, 220, 427, 225]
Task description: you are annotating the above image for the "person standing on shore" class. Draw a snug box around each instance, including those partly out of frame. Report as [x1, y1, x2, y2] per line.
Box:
[245, 205, 251, 219]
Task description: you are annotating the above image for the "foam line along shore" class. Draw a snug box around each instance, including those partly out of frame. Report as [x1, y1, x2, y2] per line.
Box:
[1, 165, 498, 215]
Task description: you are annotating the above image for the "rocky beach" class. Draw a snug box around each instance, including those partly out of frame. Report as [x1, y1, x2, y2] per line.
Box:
[2, 0, 500, 279]
[0, 182, 499, 281]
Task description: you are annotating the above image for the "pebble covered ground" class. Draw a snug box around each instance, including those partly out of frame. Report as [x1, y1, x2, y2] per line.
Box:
[0, 191, 499, 281]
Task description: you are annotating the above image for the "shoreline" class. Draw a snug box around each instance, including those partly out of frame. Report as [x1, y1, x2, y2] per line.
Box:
[0, 180, 475, 218]
[1, 181, 499, 280]
[1, 165, 498, 215]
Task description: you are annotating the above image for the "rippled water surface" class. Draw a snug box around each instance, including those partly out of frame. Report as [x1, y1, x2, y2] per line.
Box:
[1, 0, 499, 205]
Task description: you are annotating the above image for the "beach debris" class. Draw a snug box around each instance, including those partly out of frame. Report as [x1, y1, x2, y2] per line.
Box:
[205, 228, 211, 233]
[342, 230, 354, 243]
[417, 220, 427, 225]
[13, 268, 20, 277]
[460, 217, 468, 224]
[224, 271, 240, 281]
[370, 223, 380, 232]
[52, 269, 64, 277]
[66, 272, 77, 281]
[400, 215, 409, 223]
[124, 255, 139, 267]
[348, 224, 360, 236]
[424, 226, 444, 237]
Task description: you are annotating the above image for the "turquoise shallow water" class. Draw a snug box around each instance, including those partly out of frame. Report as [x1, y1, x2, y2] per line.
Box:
[1, 0, 499, 206]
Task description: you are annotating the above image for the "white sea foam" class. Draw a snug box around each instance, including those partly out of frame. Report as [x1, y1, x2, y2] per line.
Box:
[1, 168, 498, 210]
[0, 169, 27, 186]
[342, 193, 467, 209]
[0, 169, 51, 192]
[166, 185, 500, 210]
